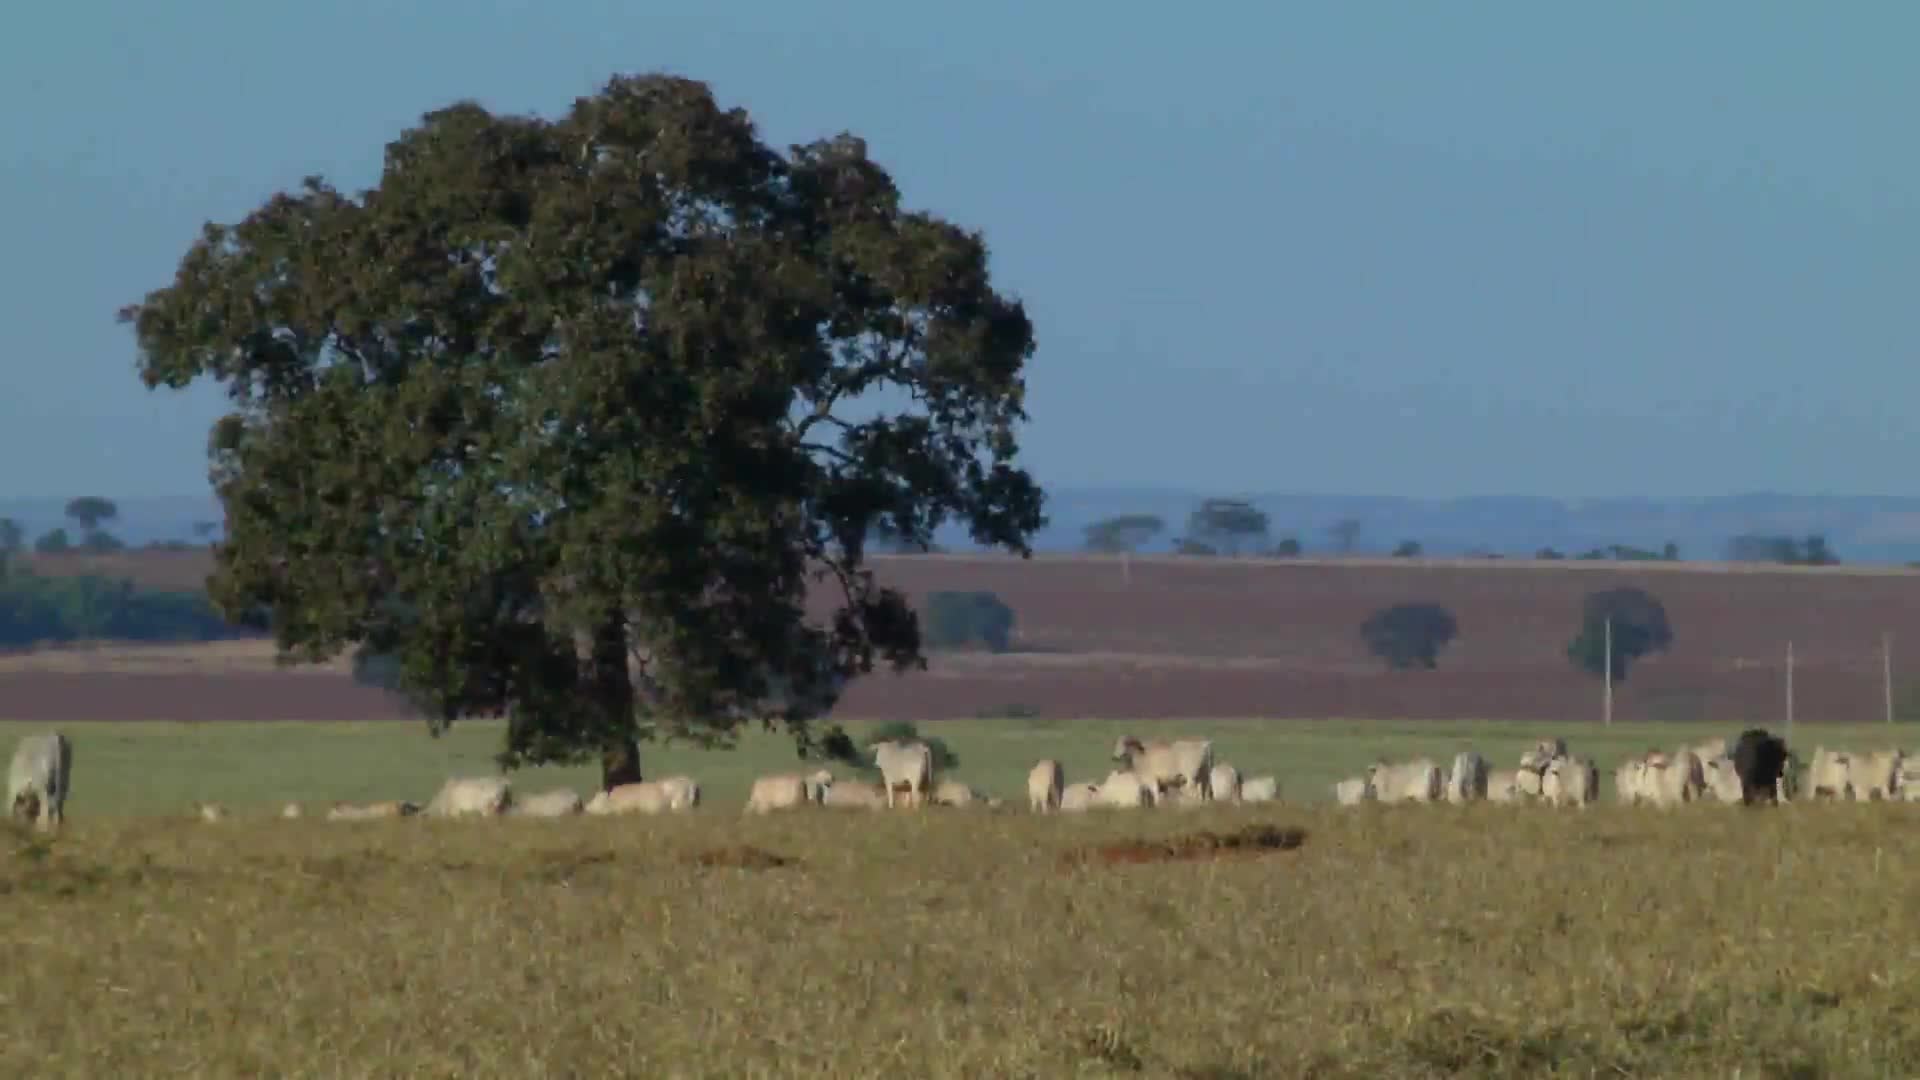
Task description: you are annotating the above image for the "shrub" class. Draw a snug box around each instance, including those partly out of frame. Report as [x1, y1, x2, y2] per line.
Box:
[922, 590, 1015, 652]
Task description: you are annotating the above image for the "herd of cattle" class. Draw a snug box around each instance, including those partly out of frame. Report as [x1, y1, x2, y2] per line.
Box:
[7, 726, 1918, 830]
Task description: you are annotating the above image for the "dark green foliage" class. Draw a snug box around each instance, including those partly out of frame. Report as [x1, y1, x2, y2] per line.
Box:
[1567, 586, 1673, 681]
[1727, 534, 1839, 566]
[923, 590, 1015, 652]
[1270, 537, 1302, 557]
[33, 530, 69, 555]
[0, 567, 247, 647]
[1360, 602, 1459, 670]
[1183, 498, 1269, 556]
[1083, 514, 1164, 554]
[120, 73, 1044, 775]
[1391, 540, 1421, 558]
[64, 497, 118, 533]
[0, 519, 21, 555]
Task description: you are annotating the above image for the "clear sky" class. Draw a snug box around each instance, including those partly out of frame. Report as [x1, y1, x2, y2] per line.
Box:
[3, 2, 1914, 500]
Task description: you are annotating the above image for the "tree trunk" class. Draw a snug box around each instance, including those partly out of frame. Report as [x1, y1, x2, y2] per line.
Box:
[587, 613, 641, 792]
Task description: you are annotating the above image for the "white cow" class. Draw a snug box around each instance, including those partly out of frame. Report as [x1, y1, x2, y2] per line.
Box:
[1027, 759, 1065, 813]
[1446, 751, 1489, 803]
[1368, 759, 1443, 803]
[326, 800, 420, 821]
[1849, 749, 1905, 801]
[1808, 747, 1852, 799]
[1239, 775, 1279, 803]
[1210, 761, 1243, 804]
[1058, 782, 1101, 813]
[8, 732, 72, 831]
[512, 789, 585, 817]
[1112, 735, 1215, 802]
[1333, 776, 1376, 806]
[1542, 756, 1599, 807]
[1095, 770, 1157, 808]
[744, 773, 813, 814]
[1700, 757, 1745, 804]
[871, 740, 934, 808]
[1486, 770, 1525, 804]
[424, 777, 512, 818]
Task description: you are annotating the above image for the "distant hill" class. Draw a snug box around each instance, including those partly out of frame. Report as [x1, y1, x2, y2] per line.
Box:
[10, 489, 1920, 566]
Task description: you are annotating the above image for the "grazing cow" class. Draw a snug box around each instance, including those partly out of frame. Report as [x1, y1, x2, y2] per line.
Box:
[512, 789, 585, 817]
[1239, 776, 1279, 803]
[1367, 759, 1443, 804]
[193, 802, 228, 823]
[1700, 757, 1746, 804]
[871, 740, 934, 808]
[1730, 729, 1790, 806]
[1027, 759, 1065, 813]
[280, 803, 304, 820]
[326, 800, 420, 821]
[1898, 757, 1920, 802]
[424, 777, 513, 818]
[586, 782, 668, 815]
[1642, 750, 1705, 807]
[1333, 777, 1375, 806]
[818, 778, 888, 809]
[8, 733, 72, 832]
[1210, 762, 1243, 804]
[744, 774, 812, 814]
[1614, 759, 1649, 805]
[1446, 751, 1489, 803]
[1849, 749, 1905, 801]
[1808, 747, 1852, 800]
[1112, 736, 1215, 802]
[1058, 782, 1101, 813]
[931, 779, 993, 808]
[1542, 756, 1598, 807]
[1095, 770, 1156, 808]
[1486, 770, 1525, 803]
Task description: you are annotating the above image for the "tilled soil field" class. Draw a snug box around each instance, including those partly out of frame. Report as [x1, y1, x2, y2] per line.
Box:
[8, 549, 1920, 723]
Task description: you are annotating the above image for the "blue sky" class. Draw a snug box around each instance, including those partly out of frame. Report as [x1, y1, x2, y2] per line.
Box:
[2, 2, 1914, 500]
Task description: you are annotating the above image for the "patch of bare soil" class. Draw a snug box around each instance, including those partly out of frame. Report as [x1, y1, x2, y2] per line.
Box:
[683, 845, 799, 871]
[1062, 823, 1308, 868]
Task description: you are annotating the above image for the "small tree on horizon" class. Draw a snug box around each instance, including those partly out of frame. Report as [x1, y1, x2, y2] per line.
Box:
[1567, 585, 1673, 681]
[1360, 602, 1459, 670]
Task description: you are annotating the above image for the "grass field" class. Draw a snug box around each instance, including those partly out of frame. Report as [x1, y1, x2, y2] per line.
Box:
[6, 718, 1920, 1076]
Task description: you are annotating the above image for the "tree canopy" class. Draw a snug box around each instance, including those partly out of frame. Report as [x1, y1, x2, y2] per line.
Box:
[1359, 601, 1458, 670]
[120, 73, 1045, 777]
[1566, 586, 1673, 681]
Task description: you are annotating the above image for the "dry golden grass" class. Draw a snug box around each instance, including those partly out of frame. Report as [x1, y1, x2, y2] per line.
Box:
[6, 802, 1920, 1077]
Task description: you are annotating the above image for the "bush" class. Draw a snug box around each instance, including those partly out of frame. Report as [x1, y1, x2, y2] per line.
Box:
[0, 567, 251, 647]
[922, 590, 1015, 652]
[1359, 602, 1460, 670]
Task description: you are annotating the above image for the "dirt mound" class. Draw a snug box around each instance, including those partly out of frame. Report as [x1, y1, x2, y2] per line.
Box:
[683, 845, 799, 871]
[1063, 823, 1308, 868]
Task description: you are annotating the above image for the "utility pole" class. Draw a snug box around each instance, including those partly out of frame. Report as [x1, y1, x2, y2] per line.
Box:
[1786, 640, 1795, 738]
[1603, 617, 1613, 727]
[1885, 632, 1895, 725]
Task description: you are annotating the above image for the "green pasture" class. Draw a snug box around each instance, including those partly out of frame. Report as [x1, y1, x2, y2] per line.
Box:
[1, 716, 1905, 817]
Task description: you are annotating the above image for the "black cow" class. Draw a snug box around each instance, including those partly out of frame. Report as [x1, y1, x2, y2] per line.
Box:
[1731, 728, 1789, 805]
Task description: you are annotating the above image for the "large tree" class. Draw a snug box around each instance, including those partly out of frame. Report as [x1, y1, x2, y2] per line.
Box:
[120, 74, 1045, 784]
[1566, 586, 1673, 681]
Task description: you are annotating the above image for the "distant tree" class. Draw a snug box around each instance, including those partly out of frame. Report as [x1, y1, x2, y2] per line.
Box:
[1727, 533, 1840, 566]
[118, 74, 1045, 784]
[1173, 537, 1218, 556]
[1661, 541, 1680, 561]
[1182, 498, 1269, 556]
[78, 529, 125, 554]
[1391, 540, 1422, 558]
[1083, 514, 1165, 555]
[63, 497, 119, 533]
[1567, 586, 1673, 681]
[1270, 536, 1302, 557]
[1360, 602, 1459, 670]
[33, 528, 70, 555]
[1535, 547, 1564, 560]
[192, 520, 220, 539]
[0, 518, 21, 556]
[1330, 517, 1362, 555]
[923, 590, 1016, 653]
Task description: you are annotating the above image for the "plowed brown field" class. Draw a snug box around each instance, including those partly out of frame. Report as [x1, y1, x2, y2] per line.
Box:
[10, 549, 1920, 724]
